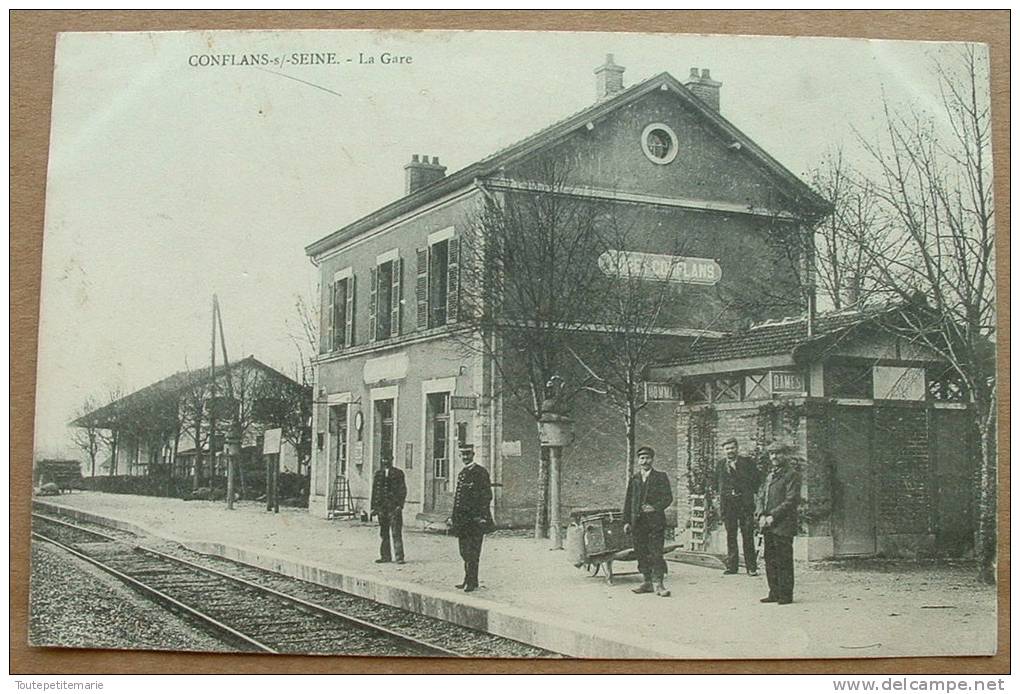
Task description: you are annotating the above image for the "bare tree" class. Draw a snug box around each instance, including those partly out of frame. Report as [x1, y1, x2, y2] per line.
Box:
[70, 396, 102, 477]
[287, 288, 320, 386]
[95, 387, 124, 477]
[810, 150, 896, 310]
[459, 159, 613, 537]
[568, 210, 692, 484]
[852, 45, 996, 582]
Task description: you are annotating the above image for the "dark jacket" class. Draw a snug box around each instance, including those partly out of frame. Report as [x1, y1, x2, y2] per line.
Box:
[370, 466, 407, 514]
[451, 463, 492, 536]
[623, 468, 673, 528]
[758, 465, 801, 537]
[717, 455, 762, 515]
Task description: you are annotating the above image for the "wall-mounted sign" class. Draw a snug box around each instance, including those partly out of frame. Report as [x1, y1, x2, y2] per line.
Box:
[501, 440, 522, 457]
[771, 371, 805, 393]
[262, 428, 282, 455]
[451, 396, 478, 410]
[404, 442, 414, 468]
[351, 441, 364, 468]
[644, 381, 682, 401]
[598, 250, 722, 286]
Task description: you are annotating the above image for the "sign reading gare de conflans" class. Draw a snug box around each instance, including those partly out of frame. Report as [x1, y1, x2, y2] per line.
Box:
[597, 250, 722, 286]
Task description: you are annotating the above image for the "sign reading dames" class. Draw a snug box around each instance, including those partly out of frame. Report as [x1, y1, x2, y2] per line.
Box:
[598, 250, 722, 286]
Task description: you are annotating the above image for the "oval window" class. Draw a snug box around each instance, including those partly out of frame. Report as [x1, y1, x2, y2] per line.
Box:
[641, 123, 678, 165]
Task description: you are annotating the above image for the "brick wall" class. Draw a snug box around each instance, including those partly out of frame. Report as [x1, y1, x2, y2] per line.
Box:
[873, 406, 931, 536]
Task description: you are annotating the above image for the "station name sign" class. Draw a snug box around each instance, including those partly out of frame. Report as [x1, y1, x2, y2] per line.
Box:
[597, 250, 722, 286]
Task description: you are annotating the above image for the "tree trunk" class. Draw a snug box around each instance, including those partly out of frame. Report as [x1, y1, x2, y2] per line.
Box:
[976, 419, 996, 584]
[108, 435, 118, 477]
[624, 402, 637, 487]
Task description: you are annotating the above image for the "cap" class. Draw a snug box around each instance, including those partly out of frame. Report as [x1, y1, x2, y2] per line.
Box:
[721, 437, 739, 448]
[636, 445, 655, 457]
[458, 443, 475, 453]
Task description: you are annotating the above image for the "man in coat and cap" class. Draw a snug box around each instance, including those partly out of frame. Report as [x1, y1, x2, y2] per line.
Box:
[758, 440, 801, 605]
[449, 443, 492, 592]
[370, 454, 407, 564]
[623, 446, 674, 597]
[717, 437, 762, 576]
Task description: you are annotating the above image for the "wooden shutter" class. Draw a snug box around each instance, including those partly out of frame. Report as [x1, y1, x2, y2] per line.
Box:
[369, 265, 378, 342]
[325, 281, 335, 352]
[390, 257, 402, 338]
[345, 275, 356, 347]
[332, 279, 345, 349]
[415, 247, 429, 330]
[446, 236, 461, 323]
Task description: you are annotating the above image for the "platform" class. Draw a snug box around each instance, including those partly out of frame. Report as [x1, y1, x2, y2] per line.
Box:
[32, 492, 996, 659]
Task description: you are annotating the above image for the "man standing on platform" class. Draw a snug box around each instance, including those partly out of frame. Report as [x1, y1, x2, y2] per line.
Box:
[623, 446, 673, 597]
[370, 454, 407, 564]
[717, 437, 762, 576]
[449, 444, 492, 592]
[758, 441, 801, 605]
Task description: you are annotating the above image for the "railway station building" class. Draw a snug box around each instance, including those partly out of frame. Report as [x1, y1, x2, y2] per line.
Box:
[304, 57, 977, 558]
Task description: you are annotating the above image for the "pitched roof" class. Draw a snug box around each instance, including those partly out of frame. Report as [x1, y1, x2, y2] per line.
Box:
[70, 356, 305, 428]
[305, 71, 830, 259]
[656, 306, 898, 368]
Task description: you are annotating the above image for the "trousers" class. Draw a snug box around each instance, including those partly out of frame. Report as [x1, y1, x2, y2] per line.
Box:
[378, 509, 404, 562]
[723, 506, 758, 572]
[764, 532, 794, 601]
[633, 513, 667, 580]
[458, 531, 484, 587]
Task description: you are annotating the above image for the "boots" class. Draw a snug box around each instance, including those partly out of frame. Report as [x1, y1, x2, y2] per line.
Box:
[632, 573, 655, 594]
[655, 578, 670, 597]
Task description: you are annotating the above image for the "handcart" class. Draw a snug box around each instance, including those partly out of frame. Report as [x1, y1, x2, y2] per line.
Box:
[565, 508, 680, 585]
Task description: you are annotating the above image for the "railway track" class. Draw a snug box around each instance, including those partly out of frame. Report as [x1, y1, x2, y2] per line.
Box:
[31, 513, 461, 656]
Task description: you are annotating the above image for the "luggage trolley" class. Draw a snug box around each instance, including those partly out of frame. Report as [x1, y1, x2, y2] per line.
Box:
[566, 508, 681, 585]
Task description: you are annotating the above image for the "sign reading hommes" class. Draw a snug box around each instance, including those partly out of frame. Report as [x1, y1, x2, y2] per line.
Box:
[598, 250, 722, 286]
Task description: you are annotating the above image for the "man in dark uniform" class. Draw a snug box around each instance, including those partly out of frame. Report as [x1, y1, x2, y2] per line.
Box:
[622, 446, 673, 597]
[370, 454, 407, 564]
[758, 441, 801, 605]
[449, 444, 492, 592]
[717, 437, 762, 576]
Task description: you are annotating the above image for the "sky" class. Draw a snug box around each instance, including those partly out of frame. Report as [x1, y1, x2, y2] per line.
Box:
[33, 29, 987, 457]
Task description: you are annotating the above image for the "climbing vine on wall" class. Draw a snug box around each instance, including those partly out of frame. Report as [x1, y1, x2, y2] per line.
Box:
[686, 406, 717, 529]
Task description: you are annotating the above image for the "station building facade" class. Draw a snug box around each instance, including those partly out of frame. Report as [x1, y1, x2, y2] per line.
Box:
[305, 56, 830, 529]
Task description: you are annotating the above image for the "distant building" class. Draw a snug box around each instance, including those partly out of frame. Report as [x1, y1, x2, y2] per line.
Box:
[71, 356, 311, 492]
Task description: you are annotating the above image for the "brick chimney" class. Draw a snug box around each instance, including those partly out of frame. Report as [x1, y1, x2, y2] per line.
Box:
[594, 54, 625, 100]
[684, 67, 722, 112]
[404, 154, 447, 195]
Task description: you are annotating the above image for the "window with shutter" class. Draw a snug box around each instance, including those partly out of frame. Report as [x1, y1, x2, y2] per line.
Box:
[390, 257, 402, 338]
[369, 265, 378, 342]
[429, 239, 449, 327]
[345, 275, 356, 347]
[416, 247, 430, 330]
[332, 278, 348, 350]
[446, 237, 460, 324]
[325, 282, 335, 353]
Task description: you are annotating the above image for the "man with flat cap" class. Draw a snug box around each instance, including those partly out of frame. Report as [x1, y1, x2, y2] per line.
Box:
[623, 445, 674, 597]
[449, 443, 492, 592]
[717, 437, 762, 576]
[758, 440, 801, 605]
[370, 453, 407, 564]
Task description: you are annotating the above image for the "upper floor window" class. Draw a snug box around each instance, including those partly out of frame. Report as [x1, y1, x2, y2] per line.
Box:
[326, 268, 355, 352]
[641, 123, 679, 165]
[416, 227, 461, 330]
[370, 250, 402, 341]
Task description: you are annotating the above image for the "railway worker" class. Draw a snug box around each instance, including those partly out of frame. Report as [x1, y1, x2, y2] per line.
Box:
[717, 437, 762, 576]
[622, 446, 673, 597]
[370, 454, 407, 564]
[757, 441, 801, 605]
[449, 444, 493, 593]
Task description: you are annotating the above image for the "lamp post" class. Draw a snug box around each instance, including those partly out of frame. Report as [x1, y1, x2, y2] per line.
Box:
[539, 408, 573, 551]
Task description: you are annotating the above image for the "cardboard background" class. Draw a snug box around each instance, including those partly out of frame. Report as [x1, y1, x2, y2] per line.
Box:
[10, 10, 1010, 674]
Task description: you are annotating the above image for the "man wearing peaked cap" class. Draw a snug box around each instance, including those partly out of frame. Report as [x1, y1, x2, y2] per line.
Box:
[449, 443, 493, 592]
[757, 440, 801, 605]
[718, 437, 762, 577]
[623, 445, 673, 597]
